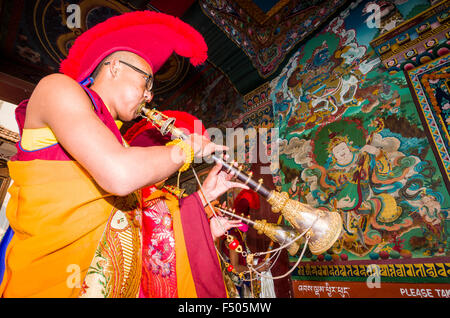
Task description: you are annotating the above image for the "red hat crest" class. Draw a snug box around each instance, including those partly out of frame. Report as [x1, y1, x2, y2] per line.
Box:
[60, 11, 208, 82]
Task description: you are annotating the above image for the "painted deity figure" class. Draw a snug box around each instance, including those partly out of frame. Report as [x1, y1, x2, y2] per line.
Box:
[302, 121, 420, 256]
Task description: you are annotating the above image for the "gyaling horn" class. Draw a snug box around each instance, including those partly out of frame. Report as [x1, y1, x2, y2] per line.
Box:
[141, 108, 343, 255]
[217, 207, 302, 256]
[267, 192, 342, 255]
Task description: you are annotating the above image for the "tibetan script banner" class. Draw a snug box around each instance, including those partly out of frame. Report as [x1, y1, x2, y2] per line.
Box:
[294, 259, 450, 281]
[293, 280, 450, 298]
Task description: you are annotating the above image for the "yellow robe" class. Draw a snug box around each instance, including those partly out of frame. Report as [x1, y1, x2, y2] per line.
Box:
[0, 160, 114, 297]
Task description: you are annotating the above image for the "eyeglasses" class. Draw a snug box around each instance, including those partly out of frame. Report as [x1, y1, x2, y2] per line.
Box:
[104, 60, 154, 92]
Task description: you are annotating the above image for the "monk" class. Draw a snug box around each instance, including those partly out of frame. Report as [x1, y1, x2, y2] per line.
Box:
[0, 11, 240, 297]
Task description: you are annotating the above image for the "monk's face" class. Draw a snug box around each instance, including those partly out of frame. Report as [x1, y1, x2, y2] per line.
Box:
[107, 52, 154, 121]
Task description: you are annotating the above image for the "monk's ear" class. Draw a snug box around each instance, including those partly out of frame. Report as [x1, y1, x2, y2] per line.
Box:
[107, 58, 121, 78]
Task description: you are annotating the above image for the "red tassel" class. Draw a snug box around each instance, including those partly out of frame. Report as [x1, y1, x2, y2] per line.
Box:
[234, 189, 260, 210]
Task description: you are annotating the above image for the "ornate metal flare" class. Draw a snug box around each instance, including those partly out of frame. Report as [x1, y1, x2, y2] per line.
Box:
[216, 207, 302, 256]
[267, 191, 342, 254]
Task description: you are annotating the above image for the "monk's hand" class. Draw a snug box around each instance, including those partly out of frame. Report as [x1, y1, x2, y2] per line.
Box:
[210, 216, 243, 240]
[200, 162, 249, 204]
[186, 133, 228, 159]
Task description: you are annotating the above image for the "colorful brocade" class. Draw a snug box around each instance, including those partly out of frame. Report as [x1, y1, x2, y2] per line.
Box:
[79, 192, 142, 298]
[140, 186, 178, 298]
[138, 186, 228, 298]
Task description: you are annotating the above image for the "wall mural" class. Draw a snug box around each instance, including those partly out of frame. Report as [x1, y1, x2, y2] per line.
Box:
[250, 0, 450, 296]
[406, 53, 450, 184]
[370, 0, 450, 74]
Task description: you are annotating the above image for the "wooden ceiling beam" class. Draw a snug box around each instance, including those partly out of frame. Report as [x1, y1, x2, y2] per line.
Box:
[0, 72, 35, 105]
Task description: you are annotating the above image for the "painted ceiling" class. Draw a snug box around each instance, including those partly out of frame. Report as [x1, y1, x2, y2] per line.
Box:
[199, 0, 349, 78]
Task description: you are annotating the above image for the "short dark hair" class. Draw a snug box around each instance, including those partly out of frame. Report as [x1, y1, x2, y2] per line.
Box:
[90, 55, 111, 79]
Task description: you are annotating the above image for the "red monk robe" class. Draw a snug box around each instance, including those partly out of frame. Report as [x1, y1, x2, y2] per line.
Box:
[124, 112, 228, 298]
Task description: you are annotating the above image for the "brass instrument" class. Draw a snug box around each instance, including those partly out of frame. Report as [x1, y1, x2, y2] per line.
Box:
[141, 108, 342, 255]
[216, 207, 302, 256]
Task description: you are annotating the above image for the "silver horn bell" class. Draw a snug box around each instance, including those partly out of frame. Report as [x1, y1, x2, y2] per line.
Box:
[267, 191, 342, 255]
